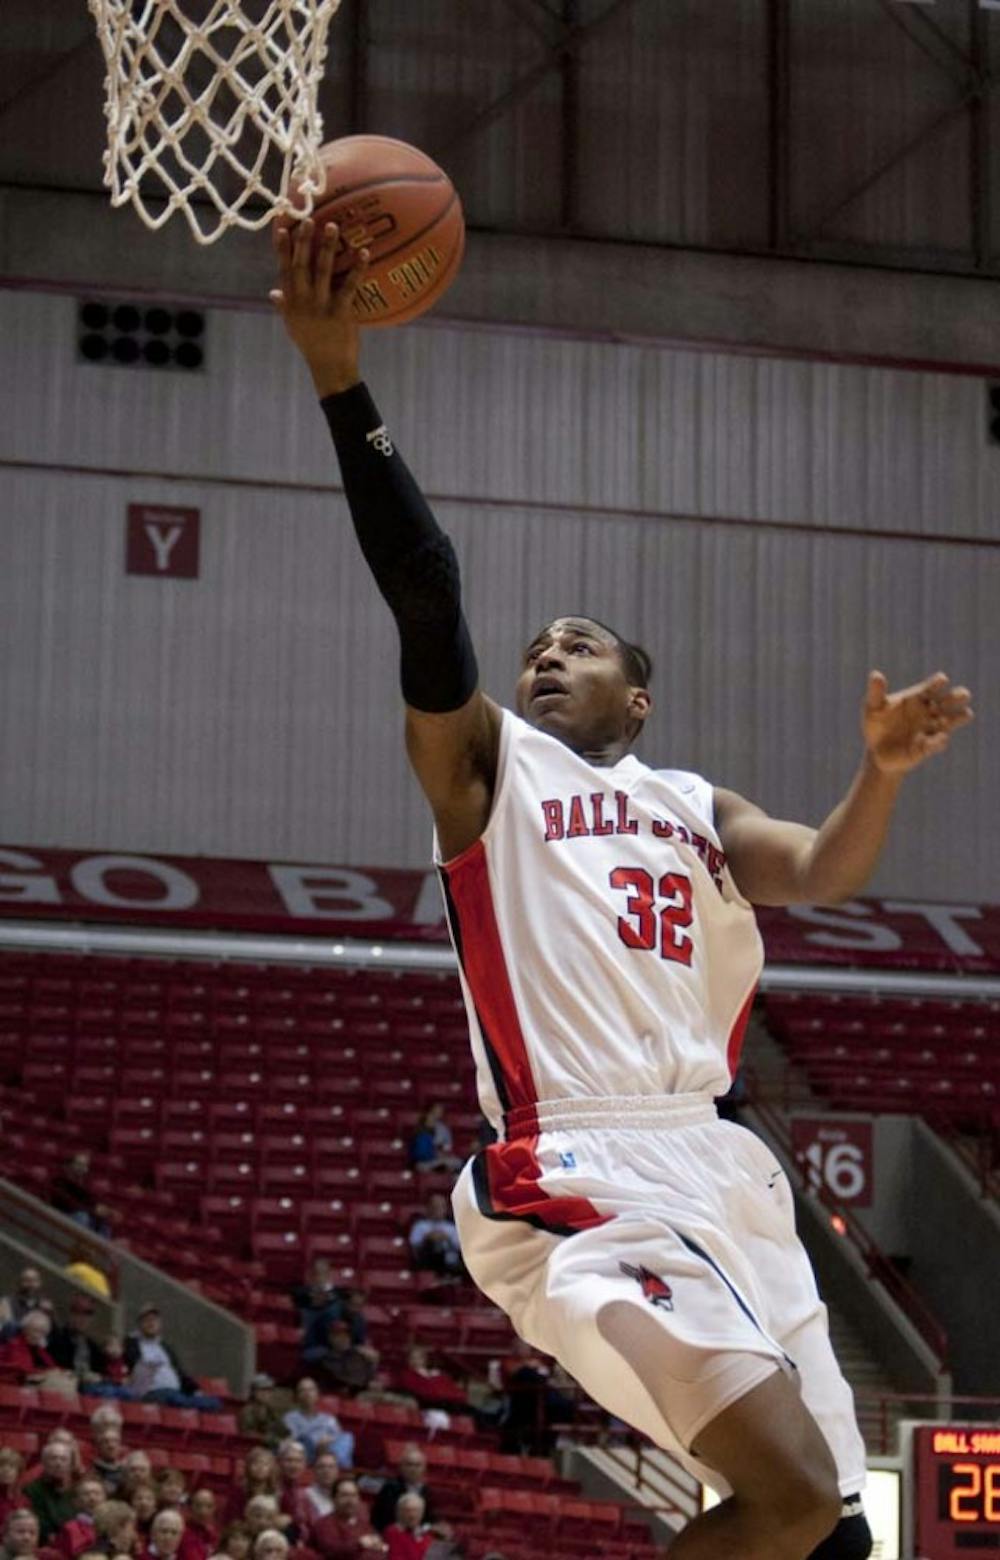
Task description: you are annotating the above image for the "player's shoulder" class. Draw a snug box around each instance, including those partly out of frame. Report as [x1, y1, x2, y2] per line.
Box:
[642, 763, 717, 827]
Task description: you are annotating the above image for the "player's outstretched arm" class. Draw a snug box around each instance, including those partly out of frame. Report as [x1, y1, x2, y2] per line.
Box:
[714, 670, 974, 907]
[271, 218, 502, 860]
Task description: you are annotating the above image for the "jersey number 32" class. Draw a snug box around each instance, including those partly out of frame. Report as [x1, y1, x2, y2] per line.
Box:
[609, 868, 694, 966]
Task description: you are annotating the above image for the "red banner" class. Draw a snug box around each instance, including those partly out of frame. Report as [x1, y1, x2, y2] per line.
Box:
[1, 845, 999, 971]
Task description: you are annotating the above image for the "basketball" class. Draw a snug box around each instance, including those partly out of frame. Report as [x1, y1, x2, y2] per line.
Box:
[303, 134, 465, 328]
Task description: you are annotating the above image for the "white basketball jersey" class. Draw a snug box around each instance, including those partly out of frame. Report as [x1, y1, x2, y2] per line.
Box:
[437, 709, 763, 1134]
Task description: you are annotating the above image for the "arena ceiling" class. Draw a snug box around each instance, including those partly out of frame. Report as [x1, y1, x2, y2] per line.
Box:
[3, 0, 1000, 280]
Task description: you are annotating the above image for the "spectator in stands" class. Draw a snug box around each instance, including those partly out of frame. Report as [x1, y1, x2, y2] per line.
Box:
[123, 1306, 221, 1411]
[0, 1508, 56, 1560]
[238, 1377, 285, 1448]
[370, 1451, 436, 1537]
[273, 1448, 308, 1524]
[394, 1348, 466, 1414]
[24, 1445, 76, 1545]
[90, 1501, 136, 1559]
[250, 1535, 288, 1560]
[406, 1198, 462, 1279]
[307, 1480, 384, 1558]
[289, 1452, 338, 1542]
[119, 1455, 153, 1503]
[127, 1485, 157, 1545]
[335, 1292, 367, 1350]
[153, 1472, 186, 1513]
[86, 1410, 127, 1497]
[0, 1451, 27, 1532]
[0, 1270, 50, 1340]
[0, 1311, 58, 1383]
[407, 1107, 460, 1178]
[212, 1526, 251, 1560]
[241, 1500, 288, 1544]
[50, 1300, 109, 1387]
[50, 1156, 111, 1237]
[498, 1341, 574, 1456]
[308, 1324, 374, 1398]
[54, 1477, 107, 1559]
[178, 1491, 217, 1560]
[381, 1495, 435, 1560]
[141, 1509, 184, 1560]
[24, 1439, 82, 1490]
[282, 1380, 354, 1469]
[99, 1339, 128, 1394]
[238, 1452, 280, 1509]
[291, 1261, 342, 1345]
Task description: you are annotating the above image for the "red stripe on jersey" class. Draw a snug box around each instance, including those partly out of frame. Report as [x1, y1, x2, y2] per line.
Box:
[440, 840, 538, 1120]
[481, 1137, 611, 1235]
[727, 983, 757, 1080]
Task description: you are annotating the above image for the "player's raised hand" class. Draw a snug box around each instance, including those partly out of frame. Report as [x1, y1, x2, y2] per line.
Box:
[862, 670, 974, 775]
[269, 217, 370, 397]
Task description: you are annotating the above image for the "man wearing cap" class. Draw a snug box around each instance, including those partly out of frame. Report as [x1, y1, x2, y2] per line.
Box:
[238, 1376, 286, 1447]
[123, 1306, 221, 1411]
[49, 1298, 108, 1385]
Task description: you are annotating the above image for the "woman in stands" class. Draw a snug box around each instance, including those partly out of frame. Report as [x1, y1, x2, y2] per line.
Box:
[223, 1454, 279, 1527]
[127, 1485, 157, 1546]
[211, 1527, 251, 1560]
[0, 1451, 27, 1532]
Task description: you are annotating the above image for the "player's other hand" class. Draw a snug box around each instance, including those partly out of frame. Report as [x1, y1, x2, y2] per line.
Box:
[269, 216, 370, 398]
[863, 670, 974, 775]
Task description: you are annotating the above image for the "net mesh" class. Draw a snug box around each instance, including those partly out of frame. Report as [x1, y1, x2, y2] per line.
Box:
[88, 0, 342, 244]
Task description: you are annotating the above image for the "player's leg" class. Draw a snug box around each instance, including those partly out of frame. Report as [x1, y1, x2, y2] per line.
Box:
[596, 1302, 841, 1560]
[779, 1309, 873, 1559]
[724, 1126, 873, 1558]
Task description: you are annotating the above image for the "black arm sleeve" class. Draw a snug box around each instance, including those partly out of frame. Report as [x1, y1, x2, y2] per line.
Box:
[321, 382, 479, 713]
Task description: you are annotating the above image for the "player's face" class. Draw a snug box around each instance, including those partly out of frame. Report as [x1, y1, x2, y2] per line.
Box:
[515, 618, 648, 752]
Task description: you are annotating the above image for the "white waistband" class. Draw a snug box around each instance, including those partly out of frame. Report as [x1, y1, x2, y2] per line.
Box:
[506, 1092, 718, 1137]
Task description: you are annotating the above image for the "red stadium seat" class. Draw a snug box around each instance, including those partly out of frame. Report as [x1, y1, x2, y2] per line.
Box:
[0, 1385, 38, 1422]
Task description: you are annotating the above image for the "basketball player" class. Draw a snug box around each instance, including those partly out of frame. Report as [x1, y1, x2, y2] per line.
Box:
[271, 219, 974, 1559]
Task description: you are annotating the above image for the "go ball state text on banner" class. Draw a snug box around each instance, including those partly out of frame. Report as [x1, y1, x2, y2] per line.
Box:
[1, 846, 1000, 971]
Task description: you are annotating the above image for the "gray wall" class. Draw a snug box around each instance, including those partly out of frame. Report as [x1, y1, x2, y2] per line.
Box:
[903, 1123, 1000, 1396]
[0, 286, 996, 895]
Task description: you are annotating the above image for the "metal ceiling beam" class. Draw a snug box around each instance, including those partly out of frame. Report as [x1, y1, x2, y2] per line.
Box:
[796, 0, 999, 250]
[873, 0, 973, 86]
[497, 0, 569, 48]
[797, 90, 977, 242]
[440, 0, 643, 158]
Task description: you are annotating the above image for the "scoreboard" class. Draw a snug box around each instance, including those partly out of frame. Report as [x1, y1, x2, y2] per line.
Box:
[914, 1427, 1000, 1557]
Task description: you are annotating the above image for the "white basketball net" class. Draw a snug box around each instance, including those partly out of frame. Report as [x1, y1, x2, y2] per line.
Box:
[88, 0, 342, 244]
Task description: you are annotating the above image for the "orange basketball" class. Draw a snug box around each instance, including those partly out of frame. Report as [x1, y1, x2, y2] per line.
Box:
[304, 135, 465, 328]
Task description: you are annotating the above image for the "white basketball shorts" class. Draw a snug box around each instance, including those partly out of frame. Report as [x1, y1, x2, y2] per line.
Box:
[453, 1093, 867, 1498]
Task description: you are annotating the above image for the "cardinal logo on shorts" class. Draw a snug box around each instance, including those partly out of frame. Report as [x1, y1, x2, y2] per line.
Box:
[620, 1261, 674, 1311]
